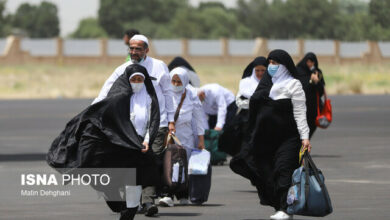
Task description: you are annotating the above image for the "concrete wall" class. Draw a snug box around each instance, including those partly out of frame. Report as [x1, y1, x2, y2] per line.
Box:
[0, 36, 388, 66]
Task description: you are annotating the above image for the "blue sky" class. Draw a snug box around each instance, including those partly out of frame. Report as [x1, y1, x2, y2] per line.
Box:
[5, 0, 238, 36]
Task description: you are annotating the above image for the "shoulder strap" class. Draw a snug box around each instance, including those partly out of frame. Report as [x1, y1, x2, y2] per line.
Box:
[174, 90, 187, 122]
[323, 86, 328, 100]
[304, 153, 310, 211]
[317, 92, 321, 115]
[317, 86, 328, 114]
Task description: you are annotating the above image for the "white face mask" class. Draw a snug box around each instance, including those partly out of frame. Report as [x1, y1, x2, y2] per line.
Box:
[171, 84, 184, 93]
[130, 82, 144, 93]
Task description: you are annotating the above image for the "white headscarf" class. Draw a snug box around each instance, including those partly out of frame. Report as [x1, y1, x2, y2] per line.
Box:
[129, 72, 145, 81]
[239, 68, 260, 98]
[269, 64, 294, 100]
[169, 67, 193, 124]
[129, 72, 151, 137]
[170, 67, 190, 90]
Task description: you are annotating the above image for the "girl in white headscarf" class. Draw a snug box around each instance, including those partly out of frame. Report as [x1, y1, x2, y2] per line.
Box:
[158, 66, 205, 207]
[129, 72, 152, 150]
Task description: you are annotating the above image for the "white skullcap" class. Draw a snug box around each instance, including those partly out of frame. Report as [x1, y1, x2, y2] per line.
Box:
[130, 34, 149, 46]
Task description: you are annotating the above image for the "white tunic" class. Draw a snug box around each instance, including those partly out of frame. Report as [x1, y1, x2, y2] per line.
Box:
[236, 70, 260, 109]
[200, 84, 235, 128]
[92, 56, 174, 127]
[169, 67, 205, 152]
[174, 88, 205, 151]
[129, 86, 152, 144]
[269, 65, 310, 140]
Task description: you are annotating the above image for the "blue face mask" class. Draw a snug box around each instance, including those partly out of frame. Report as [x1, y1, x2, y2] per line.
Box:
[268, 64, 279, 77]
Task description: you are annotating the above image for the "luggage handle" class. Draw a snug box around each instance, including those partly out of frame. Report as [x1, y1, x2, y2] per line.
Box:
[165, 133, 182, 148]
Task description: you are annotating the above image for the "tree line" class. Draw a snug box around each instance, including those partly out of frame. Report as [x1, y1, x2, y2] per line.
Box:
[1, 0, 390, 41]
[0, 0, 59, 38]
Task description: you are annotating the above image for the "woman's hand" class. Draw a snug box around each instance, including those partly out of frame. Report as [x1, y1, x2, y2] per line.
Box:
[198, 136, 205, 150]
[141, 142, 149, 153]
[168, 122, 176, 134]
[302, 139, 311, 153]
[310, 72, 320, 84]
[214, 126, 222, 131]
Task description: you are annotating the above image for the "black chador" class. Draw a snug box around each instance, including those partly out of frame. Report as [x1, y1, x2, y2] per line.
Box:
[241, 50, 308, 212]
[227, 57, 268, 184]
[296, 52, 325, 138]
[47, 64, 160, 186]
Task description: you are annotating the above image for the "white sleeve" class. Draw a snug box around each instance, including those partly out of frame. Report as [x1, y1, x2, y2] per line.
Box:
[143, 102, 152, 144]
[192, 99, 206, 136]
[216, 91, 228, 128]
[239, 79, 253, 98]
[91, 64, 126, 105]
[236, 91, 249, 109]
[290, 80, 310, 140]
[158, 64, 175, 123]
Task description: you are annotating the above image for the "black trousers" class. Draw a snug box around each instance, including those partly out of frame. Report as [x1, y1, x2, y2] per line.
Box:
[142, 127, 168, 204]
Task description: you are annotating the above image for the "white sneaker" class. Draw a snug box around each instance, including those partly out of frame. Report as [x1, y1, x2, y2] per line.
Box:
[270, 211, 293, 220]
[179, 198, 189, 205]
[159, 197, 174, 207]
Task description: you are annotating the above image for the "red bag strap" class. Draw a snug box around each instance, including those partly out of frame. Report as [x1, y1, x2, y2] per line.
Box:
[317, 87, 328, 115]
[317, 92, 321, 115]
[323, 86, 328, 101]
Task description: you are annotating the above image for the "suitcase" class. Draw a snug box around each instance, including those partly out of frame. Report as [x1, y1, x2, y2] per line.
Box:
[162, 134, 188, 193]
[189, 165, 212, 205]
[205, 129, 227, 165]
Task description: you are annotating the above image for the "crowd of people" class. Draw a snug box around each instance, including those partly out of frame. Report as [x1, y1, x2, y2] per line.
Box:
[47, 30, 326, 220]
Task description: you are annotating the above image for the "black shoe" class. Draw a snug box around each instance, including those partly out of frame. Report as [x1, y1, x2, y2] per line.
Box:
[105, 200, 126, 213]
[119, 207, 137, 220]
[144, 202, 158, 217]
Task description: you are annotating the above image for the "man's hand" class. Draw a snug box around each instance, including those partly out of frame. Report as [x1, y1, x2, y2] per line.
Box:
[168, 122, 176, 134]
[141, 142, 149, 153]
[214, 126, 222, 131]
[198, 136, 205, 150]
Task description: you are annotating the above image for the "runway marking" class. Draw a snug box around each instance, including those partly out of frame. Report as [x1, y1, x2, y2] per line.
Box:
[327, 179, 390, 185]
[334, 107, 390, 113]
[0, 136, 49, 140]
[0, 113, 74, 119]
[365, 164, 390, 169]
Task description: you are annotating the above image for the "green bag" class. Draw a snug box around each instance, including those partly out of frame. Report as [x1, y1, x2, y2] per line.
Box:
[204, 129, 227, 165]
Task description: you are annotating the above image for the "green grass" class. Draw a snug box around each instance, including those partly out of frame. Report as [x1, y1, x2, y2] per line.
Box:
[0, 62, 389, 99]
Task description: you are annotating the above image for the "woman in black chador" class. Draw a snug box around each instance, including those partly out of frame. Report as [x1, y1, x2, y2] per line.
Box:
[226, 57, 267, 184]
[296, 52, 325, 138]
[246, 50, 311, 220]
[47, 64, 160, 220]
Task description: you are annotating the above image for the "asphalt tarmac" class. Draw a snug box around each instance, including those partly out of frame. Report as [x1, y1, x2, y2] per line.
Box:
[0, 95, 389, 220]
